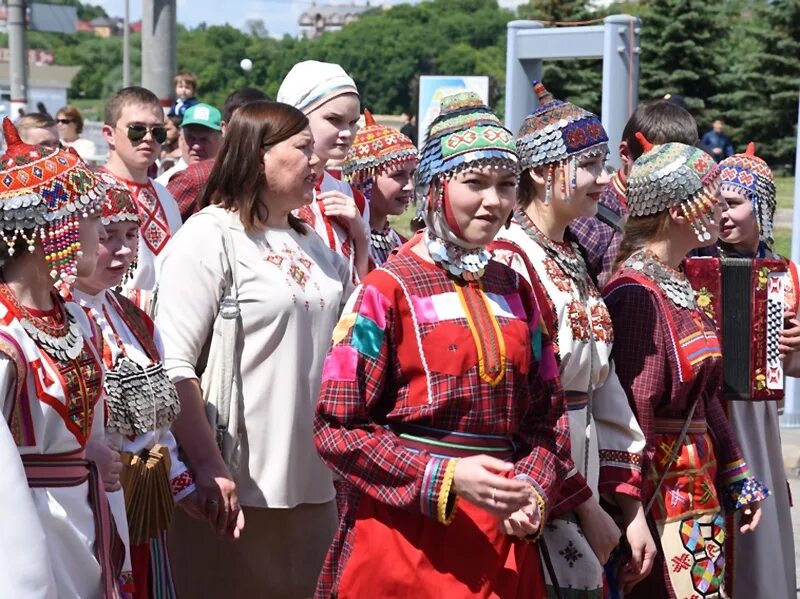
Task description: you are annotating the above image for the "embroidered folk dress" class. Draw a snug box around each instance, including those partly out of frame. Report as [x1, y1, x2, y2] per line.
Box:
[74, 288, 196, 599]
[604, 252, 769, 599]
[0, 292, 123, 598]
[491, 214, 645, 598]
[313, 240, 574, 598]
[687, 243, 799, 598]
[296, 170, 369, 280]
[97, 170, 183, 310]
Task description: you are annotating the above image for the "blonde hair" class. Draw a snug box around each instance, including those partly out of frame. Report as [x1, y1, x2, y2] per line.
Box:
[613, 212, 671, 273]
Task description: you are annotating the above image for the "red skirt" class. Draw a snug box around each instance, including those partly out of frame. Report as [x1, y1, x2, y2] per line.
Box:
[337, 493, 546, 598]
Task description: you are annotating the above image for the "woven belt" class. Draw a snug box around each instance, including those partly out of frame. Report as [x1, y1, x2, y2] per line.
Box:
[653, 417, 707, 434]
[21, 452, 123, 599]
[391, 423, 515, 460]
[565, 391, 589, 411]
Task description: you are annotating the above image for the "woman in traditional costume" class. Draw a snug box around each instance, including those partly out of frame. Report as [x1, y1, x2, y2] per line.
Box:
[0, 117, 123, 597]
[687, 143, 798, 597]
[278, 60, 370, 281]
[156, 101, 352, 597]
[73, 182, 198, 599]
[489, 82, 654, 598]
[342, 109, 418, 268]
[313, 92, 573, 598]
[606, 135, 767, 599]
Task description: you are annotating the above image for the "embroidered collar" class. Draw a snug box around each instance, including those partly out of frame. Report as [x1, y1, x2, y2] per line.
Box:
[425, 229, 490, 281]
[515, 209, 589, 298]
[624, 249, 696, 309]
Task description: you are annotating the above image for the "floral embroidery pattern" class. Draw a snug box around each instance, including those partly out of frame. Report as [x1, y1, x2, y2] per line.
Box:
[590, 303, 613, 343]
[566, 300, 590, 342]
[545, 258, 572, 293]
[263, 242, 326, 310]
[695, 287, 715, 320]
[559, 540, 583, 568]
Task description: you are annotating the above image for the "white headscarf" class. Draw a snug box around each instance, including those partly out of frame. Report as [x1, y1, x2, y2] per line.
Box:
[277, 60, 359, 114]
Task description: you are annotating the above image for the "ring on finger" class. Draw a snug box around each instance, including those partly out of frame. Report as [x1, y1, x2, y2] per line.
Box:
[491, 487, 497, 504]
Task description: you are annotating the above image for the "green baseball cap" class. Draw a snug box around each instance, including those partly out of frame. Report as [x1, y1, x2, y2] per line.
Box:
[182, 103, 222, 131]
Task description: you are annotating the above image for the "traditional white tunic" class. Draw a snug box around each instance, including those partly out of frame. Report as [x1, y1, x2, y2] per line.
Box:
[492, 217, 645, 597]
[0, 298, 113, 598]
[156, 205, 351, 507]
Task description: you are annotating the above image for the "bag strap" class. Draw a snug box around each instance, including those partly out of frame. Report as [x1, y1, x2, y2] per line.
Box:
[644, 398, 699, 514]
[194, 209, 240, 449]
[596, 202, 623, 233]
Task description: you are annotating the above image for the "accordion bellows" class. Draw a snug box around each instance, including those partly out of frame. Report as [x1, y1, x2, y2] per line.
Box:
[684, 257, 786, 401]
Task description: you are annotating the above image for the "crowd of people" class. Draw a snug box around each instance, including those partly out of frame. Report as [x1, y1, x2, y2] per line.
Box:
[0, 57, 797, 599]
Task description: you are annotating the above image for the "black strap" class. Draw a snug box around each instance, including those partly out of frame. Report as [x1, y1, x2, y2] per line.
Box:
[596, 203, 623, 233]
[539, 536, 565, 599]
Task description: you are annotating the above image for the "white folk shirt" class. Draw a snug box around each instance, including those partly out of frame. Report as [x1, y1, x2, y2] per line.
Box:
[493, 221, 644, 491]
[156, 205, 353, 508]
[0, 300, 108, 598]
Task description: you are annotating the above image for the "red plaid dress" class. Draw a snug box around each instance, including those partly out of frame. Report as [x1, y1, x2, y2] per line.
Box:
[313, 241, 573, 598]
[604, 266, 768, 599]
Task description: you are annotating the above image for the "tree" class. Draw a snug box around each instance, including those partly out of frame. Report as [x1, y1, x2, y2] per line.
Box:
[638, 0, 726, 116]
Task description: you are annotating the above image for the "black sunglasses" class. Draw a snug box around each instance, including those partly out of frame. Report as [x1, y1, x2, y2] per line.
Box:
[56, 118, 74, 125]
[125, 124, 168, 144]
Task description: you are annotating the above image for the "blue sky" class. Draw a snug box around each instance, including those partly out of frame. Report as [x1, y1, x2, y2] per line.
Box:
[89, 0, 525, 38]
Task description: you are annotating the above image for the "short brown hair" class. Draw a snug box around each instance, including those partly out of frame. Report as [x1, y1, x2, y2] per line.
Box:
[174, 71, 197, 93]
[104, 86, 162, 127]
[17, 113, 57, 134]
[622, 100, 699, 160]
[199, 101, 309, 234]
[56, 105, 85, 134]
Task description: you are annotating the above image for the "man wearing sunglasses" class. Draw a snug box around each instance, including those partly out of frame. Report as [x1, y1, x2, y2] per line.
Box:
[156, 103, 222, 187]
[100, 86, 183, 314]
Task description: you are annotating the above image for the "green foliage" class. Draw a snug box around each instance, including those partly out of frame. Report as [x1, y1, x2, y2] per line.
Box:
[9, 0, 797, 167]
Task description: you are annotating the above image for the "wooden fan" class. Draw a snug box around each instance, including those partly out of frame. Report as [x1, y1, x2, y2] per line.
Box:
[120, 444, 175, 545]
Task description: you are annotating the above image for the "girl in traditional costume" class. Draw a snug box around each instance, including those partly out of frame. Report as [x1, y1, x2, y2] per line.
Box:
[606, 135, 767, 599]
[490, 82, 654, 598]
[73, 182, 198, 599]
[278, 60, 371, 281]
[313, 92, 574, 598]
[342, 109, 418, 268]
[0, 118, 124, 597]
[687, 143, 798, 597]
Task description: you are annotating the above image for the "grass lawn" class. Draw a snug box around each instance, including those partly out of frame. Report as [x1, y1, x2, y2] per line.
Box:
[776, 176, 795, 211]
[774, 227, 793, 258]
[389, 207, 416, 239]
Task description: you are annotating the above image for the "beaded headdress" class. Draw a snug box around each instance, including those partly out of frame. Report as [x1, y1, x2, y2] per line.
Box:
[516, 81, 608, 202]
[342, 109, 418, 202]
[0, 117, 104, 287]
[627, 134, 721, 242]
[718, 142, 776, 246]
[416, 92, 519, 280]
[99, 176, 140, 226]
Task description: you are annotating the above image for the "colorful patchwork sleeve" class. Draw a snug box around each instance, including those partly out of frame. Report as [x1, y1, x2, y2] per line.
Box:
[593, 361, 645, 500]
[605, 285, 666, 480]
[313, 278, 456, 522]
[512, 278, 574, 512]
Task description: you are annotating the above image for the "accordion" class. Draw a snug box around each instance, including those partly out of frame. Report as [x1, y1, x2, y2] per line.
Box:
[684, 257, 786, 401]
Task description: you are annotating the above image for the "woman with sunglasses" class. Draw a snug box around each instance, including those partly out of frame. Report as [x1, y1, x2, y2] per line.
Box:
[156, 101, 352, 597]
[100, 86, 183, 314]
[313, 92, 572, 598]
[57, 105, 97, 162]
[606, 136, 766, 598]
[278, 60, 370, 282]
